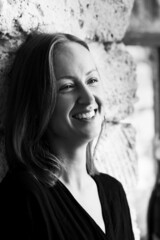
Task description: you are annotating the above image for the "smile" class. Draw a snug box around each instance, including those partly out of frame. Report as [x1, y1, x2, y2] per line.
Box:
[73, 110, 96, 120]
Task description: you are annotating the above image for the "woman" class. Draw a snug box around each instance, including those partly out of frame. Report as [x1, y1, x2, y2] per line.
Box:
[0, 32, 134, 240]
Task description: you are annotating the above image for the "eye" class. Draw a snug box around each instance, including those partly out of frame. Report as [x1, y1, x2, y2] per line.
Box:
[87, 77, 99, 86]
[59, 83, 75, 92]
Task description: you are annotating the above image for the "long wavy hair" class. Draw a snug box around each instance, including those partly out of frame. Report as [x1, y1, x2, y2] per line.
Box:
[5, 32, 100, 187]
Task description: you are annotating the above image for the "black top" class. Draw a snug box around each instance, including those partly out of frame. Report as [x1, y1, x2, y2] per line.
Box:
[147, 182, 160, 240]
[0, 169, 134, 240]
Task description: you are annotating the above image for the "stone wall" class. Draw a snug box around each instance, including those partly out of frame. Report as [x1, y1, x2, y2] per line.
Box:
[0, 0, 139, 238]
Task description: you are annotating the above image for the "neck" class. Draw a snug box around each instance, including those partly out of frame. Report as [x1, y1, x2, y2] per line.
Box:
[61, 145, 89, 185]
[51, 138, 93, 190]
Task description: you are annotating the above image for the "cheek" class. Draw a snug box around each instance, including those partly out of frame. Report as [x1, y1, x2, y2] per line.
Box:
[93, 88, 105, 119]
[54, 95, 74, 118]
[99, 84, 105, 98]
[49, 101, 70, 132]
[94, 87, 105, 105]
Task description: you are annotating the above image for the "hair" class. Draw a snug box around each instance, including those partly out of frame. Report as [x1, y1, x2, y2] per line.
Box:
[5, 32, 100, 187]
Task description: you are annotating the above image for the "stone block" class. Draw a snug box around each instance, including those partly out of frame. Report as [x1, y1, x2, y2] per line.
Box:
[0, 0, 134, 41]
[89, 42, 137, 122]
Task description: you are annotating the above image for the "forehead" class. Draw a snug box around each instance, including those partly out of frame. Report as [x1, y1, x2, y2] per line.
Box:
[53, 42, 97, 79]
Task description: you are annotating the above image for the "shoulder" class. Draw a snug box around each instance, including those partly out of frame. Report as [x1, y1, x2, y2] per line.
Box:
[94, 172, 124, 191]
[0, 168, 50, 219]
[0, 169, 55, 239]
[94, 173, 135, 239]
[93, 172, 126, 201]
[0, 168, 48, 207]
[0, 169, 41, 193]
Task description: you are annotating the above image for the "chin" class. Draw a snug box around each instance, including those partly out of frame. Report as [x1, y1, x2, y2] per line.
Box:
[80, 127, 101, 142]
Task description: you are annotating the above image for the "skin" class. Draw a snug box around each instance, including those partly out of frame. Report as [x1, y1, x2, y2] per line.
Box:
[49, 42, 104, 155]
[48, 42, 105, 232]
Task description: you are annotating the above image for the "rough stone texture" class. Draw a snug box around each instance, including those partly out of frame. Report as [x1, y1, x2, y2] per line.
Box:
[0, 0, 140, 238]
[89, 42, 137, 122]
[89, 43, 137, 191]
[0, 0, 135, 130]
[0, 0, 134, 41]
[94, 122, 137, 192]
[93, 122, 140, 239]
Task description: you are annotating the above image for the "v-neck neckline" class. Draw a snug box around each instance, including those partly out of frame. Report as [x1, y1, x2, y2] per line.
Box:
[56, 174, 107, 236]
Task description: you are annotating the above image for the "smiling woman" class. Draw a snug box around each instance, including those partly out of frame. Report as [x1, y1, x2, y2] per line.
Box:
[48, 42, 104, 149]
[0, 32, 135, 240]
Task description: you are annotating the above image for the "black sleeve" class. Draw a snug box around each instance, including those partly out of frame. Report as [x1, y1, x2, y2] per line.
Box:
[0, 172, 56, 240]
[116, 181, 135, 240]
[0, 192, 49, 239]
[98, 173, 135, 240]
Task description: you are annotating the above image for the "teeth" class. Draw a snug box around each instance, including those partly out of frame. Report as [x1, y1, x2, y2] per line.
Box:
[74, 110, 95, 119]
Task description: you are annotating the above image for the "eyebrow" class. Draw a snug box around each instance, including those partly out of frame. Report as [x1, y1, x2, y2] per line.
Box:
[57, 69, 98, 81]
[86, 68, 98, 76]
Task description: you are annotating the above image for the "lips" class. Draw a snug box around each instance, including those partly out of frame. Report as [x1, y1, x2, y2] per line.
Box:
[73, 110, 97, 120]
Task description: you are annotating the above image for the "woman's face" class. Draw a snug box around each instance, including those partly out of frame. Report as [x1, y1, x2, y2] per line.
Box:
[49, 42, 104, 145]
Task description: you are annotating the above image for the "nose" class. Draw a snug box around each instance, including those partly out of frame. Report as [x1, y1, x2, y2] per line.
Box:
[77, 84, 95, 105]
